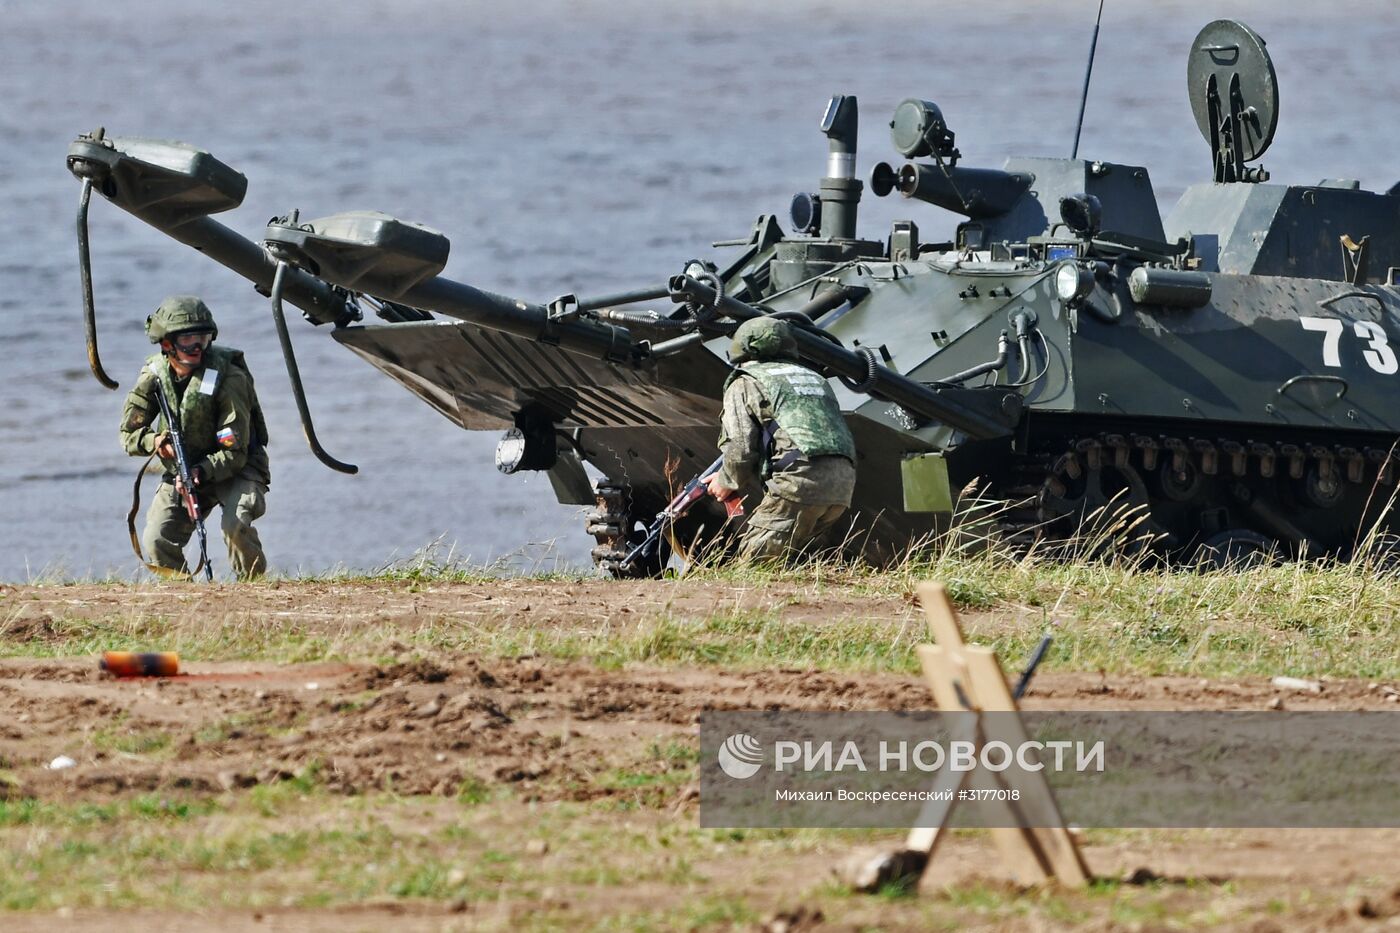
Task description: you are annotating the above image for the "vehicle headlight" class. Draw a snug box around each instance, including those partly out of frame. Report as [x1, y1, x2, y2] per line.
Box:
[1055, 262, 1095, 304]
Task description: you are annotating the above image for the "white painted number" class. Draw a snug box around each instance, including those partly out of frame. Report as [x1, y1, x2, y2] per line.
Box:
[1299, 316, 1397, 374]
[1299, 316, 1343, 367]
[1354, 320, 1399, 375]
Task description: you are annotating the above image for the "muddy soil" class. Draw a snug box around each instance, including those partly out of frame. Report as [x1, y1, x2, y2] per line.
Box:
[1, 581, 1397, 931]
[3, 653, 1394, 808]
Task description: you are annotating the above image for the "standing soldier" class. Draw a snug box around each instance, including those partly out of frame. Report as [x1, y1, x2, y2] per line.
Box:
[704, 317, 857, 561]
[119, 296, 271, 579]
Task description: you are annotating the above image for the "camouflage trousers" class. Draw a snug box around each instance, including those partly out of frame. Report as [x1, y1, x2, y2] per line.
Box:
[736, 494, 848, 563]
[143, 477, 268, 580]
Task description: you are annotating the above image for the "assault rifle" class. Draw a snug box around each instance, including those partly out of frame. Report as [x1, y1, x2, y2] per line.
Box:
[620, 454, 744, 572]
[151, 381, 213, 582]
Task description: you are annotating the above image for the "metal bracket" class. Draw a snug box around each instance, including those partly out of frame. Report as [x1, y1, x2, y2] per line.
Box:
[547, 293, 581, 323]
[1340, 234, 1371, 285]
[1276, 374, 1348, 406]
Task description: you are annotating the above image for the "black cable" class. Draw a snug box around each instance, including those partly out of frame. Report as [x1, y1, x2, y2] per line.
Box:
[838, 346, 880, 393]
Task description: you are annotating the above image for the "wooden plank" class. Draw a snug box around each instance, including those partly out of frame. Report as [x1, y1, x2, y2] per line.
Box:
[907, 645, 969, 862]
[916, 644, 968, 712]
[963, 647, 1092, 886]
[903, 756, 967, 854]
[903, 674, 977, 852]
[918, 581, 967, 650]
[902, 584, 1091, 888]
[966, 762, 1057, 884]
[911, 645, 1053, 884]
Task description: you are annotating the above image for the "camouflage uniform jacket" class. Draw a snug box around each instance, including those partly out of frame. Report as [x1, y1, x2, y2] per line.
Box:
[119, 346, 271, 486]
[716, 361, 856, 506]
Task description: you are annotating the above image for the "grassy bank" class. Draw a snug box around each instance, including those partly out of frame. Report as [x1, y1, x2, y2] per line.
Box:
[2, 549, 1397, 681]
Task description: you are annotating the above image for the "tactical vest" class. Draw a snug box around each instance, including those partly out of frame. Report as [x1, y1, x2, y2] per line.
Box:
[727, 361, 856, 461]
[147, 346, 269, 459]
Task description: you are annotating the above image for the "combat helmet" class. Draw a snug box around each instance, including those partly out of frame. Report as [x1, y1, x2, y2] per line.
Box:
[145, 295, 218, 344]
[729, 316, 799, 365]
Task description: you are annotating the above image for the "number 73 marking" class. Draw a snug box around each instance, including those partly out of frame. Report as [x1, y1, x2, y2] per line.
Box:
[1299, 316, 1398, 375]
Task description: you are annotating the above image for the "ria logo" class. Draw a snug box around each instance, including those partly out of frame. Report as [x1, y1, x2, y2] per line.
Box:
[717, 733, 764, 779]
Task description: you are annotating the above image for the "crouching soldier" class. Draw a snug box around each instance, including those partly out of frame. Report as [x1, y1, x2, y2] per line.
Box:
[119, 296, 271, 579]
[704, 317, 857, 561]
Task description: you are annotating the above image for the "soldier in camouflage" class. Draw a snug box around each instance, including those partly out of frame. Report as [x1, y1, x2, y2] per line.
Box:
[704, 317, 857, 561]
[119, 296, 271, 580]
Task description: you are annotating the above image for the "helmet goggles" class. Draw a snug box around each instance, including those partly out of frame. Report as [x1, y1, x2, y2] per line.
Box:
[171, 331, 213, 355]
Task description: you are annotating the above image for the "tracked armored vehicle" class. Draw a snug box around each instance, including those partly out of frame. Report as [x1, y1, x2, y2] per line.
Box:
[67, 20, 1400, 572]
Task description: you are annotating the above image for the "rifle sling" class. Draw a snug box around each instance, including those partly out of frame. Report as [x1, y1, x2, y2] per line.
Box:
[128, 452, 209, 581]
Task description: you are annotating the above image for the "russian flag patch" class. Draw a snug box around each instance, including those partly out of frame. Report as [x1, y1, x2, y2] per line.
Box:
[216, 427, 237, 449]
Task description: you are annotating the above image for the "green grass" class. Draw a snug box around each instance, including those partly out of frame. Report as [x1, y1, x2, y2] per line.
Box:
[0, 789, 786, 914]
[0, 795, 216, 829]
[4, 546, 1399, 679]
[0, 610, 342, 665]
[90, 722, 175, 758]
[665, 545, 1400, 679]
[0, 786, 1380, 927]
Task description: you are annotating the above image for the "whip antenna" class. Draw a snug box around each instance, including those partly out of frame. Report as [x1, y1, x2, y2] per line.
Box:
[1070, 0, 1106, 159]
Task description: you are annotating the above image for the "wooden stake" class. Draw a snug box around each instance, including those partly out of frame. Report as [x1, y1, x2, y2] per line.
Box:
[845, 581, 1091, 892]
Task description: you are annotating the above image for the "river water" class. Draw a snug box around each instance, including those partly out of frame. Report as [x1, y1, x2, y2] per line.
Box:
[1, 0, 1396, 580]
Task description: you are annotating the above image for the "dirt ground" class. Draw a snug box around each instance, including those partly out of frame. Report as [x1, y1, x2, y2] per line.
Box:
[1, 580, 1397, 931]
